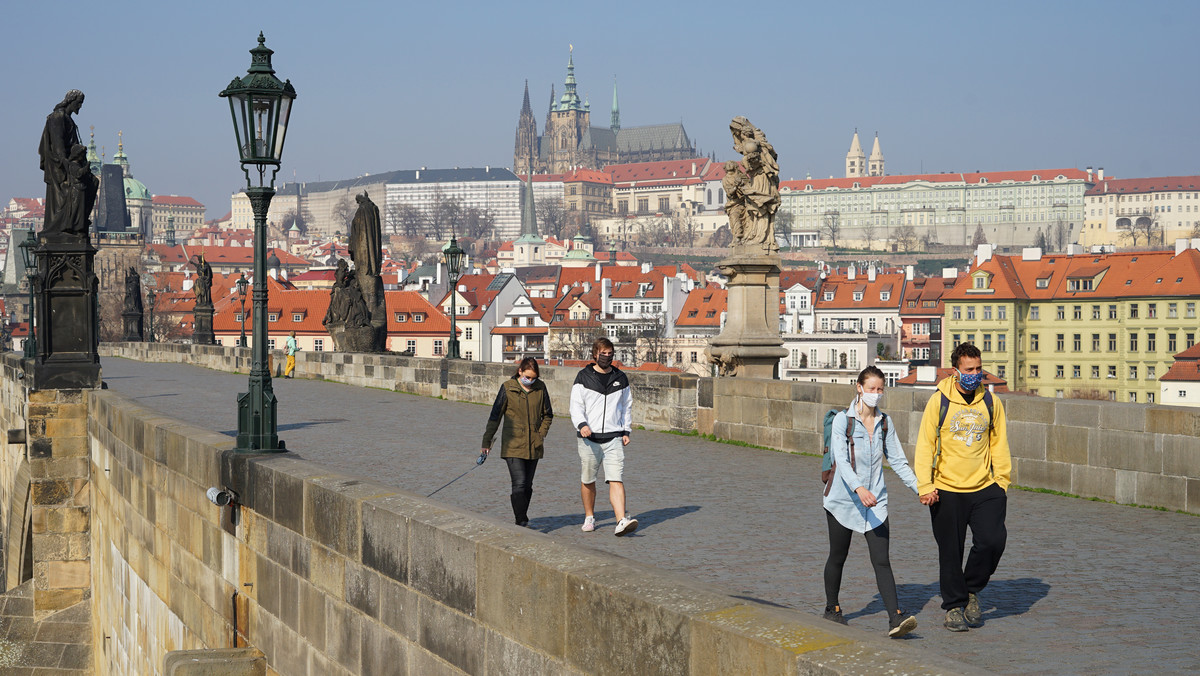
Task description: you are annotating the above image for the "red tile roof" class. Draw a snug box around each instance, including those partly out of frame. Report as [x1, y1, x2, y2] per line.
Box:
[815, 270, 906, 309]
[676, 288, 727, 327]
[563, 168, 613, 184]
[1162, 342, 1200, 382]
[152, 195, 205, 207]
[605, 158, 716, 184]
[1085, 175, 1200, 196]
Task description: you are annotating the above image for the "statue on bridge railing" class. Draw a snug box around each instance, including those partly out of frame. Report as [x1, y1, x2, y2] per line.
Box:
[121, 266, 144, 342]
[723, 116, 780, 257]
[40, 90, 98, 241]
[324, 192, 386, 352]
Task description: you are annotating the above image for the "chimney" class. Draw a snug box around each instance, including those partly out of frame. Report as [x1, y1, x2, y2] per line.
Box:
[641, 262, 651, 273]
[941, 267, 958, 280]
[1086, 166, 1093, 182]
[1176, 239, 1190, 256]
[691, 162, 697, 175]
[415, 170, 420, 180]
[868, 265, 877, 282]
[917, 365, 937, 383]
[905, 265, 914, 281]
[1098, 167, 1104, 180]
[601, 278, 612, 314]
[1021, 248, 1043, 261]
[975, 243, 995, 266]
[848, 265, 856, 281]
[595, 261, 602, 282]
[583, 281, 591, 292]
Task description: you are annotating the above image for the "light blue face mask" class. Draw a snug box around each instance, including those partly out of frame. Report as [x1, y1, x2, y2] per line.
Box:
[957, 370, 983, 391]
[519, 376, 537, 386]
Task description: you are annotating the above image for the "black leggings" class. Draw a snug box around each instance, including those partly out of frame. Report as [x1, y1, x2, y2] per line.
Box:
[505, 458, 538, 524]
[824, 510, 900, 616]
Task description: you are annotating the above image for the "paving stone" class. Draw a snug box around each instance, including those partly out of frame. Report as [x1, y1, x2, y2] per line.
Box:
[101, 357, 1200, 675]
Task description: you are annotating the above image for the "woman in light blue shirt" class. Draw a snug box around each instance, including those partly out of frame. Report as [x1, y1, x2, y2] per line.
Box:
[822, 366, 920, 638]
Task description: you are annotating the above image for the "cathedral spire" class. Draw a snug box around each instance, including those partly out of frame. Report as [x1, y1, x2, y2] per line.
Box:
[521, 79, 532, 116]
[845, 129, 866, 178]
[868, 132, 885, 176]
[611, 76, 620, 132]
[558, 45, 583, 111]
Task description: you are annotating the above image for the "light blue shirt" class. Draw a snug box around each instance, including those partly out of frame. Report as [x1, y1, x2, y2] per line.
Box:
[823, 398, 920, 533]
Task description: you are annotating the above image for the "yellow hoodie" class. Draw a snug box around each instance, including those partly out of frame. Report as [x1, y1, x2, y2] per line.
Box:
[914, 377, 1012, 495]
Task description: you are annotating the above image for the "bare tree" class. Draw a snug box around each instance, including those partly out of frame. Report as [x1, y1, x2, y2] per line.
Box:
[671, 212, 700, 248]
[331, 195, 356, 234]
[972, 223, 988, 246]
[775, 209, 795, 247]
[635, 310, 670, 365]
[1122, 211, 1163, 248]
[279, 209, 308, 235]
[1050, 217, 1069, 251]
[426, 188, 461, 240]
[461, 206, 496, 240]
[861, 220, 877, 251]
[890, 223, 919, 253]
[709, 224, 732, 248]
[1033, 228, 1048, 251]
[1190, 221, 1200, 239]
[820, 212, 841, 250]
[388, 203, 425, 238]
[536, 197, 568, 240]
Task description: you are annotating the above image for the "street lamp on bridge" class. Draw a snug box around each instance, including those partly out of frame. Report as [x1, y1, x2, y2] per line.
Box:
[442, 234, 465, 359]
[146, 289, 156, 343]
[220, 32, 295, 453]
[236, 272, 248, 347]
[18, 231, 37, 359]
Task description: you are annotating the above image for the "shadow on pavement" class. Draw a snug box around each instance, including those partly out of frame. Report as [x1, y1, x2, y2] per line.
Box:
[844, 582, 941, 621]
[980, 577, 1050, 619]
[532, 505, 701, 534]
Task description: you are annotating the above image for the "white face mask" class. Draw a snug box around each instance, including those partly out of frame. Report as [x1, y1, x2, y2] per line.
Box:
[859, 391, 882, 409]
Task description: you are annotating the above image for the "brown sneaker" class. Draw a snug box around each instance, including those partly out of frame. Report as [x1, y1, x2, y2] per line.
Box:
[944, 607, 969, 632]
[965, 593, 983, 627]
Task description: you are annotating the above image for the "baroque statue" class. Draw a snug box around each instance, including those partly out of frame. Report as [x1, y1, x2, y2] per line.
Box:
[323, 259, 371, 330]
[723, 116, 780, 255]
[40, 90, 98, 239]
[123, 267, 143, 314]
[190, 254, 213, 307]
[348, 191, 383, 311]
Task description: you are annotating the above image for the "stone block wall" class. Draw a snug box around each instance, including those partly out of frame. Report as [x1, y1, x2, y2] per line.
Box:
[100, 343, 1200, 514]
[0, 353, 31, 591]
[85, 387, 974, 675]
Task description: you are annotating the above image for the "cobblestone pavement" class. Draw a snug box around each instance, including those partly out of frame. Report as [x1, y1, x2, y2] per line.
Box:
[0, 581, 91, 674]
[102, 358, 1200, 675]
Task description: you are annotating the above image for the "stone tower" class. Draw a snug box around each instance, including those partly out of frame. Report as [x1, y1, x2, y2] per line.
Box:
[845, 129, 866, 178]
[868, 133, 885, 176]
[513, 80, 539, 175]
[543, 48, 591, 173]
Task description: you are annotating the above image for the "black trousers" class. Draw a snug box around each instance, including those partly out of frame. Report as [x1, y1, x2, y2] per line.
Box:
[929, 483, 1007, 610]
[824, 510, 900, 616]
[505, 458, 538, 525]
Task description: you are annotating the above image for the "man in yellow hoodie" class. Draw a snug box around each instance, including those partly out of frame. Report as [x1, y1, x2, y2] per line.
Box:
[914, 343, 1011, 633]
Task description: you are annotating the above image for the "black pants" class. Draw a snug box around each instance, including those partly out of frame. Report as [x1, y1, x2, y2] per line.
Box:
[505, 457, 538, 525]
[929, 483, 1007, 610]
[824, 510, 900, 616]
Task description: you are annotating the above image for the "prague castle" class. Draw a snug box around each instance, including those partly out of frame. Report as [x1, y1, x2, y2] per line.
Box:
[514, 49, 697, 174]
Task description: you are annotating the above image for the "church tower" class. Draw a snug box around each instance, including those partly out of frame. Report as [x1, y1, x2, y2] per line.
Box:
[845, 129, 866, 178]
[543, 47, 591, 173]
[868, 133, 885, 176]
[513, 80, 540, 174]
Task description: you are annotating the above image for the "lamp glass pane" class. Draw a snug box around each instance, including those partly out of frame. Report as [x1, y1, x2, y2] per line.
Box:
[273, 96, 292, 161]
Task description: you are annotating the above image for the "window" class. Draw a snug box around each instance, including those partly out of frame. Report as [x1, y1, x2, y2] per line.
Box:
[268, 313, 278, 322]
[1108, 391, 1116, 401]
[1055, 365, 1064, 378]
[1108, 365, 1117, 379]
[1169, 333, 1177, 352]
[618, 200, 628, 214]
[314, 339, 324, 352]
[414, 313, 424, 322]
[854, 291, 864, 302]
[1109, 333, 1117, 351]
[1148, 303, 1157, 319]
[983, 306, 993, 320]
[1147, 333, 1156, 352]
[1108, 305, 1117, 319]
[406, 340, 416, 353]
[1056, 334, 1064, 351]
[868, 318, 877, 332]
[983, 334, 992, 351]
[998, 306, 1007, 320]
[1129, 392, 1138, 403]
[952, 306, 961, 320]
[465, 351, 473, 361]
[1188, 302, 1196, 318]
[690, 351, 698, 363]
[1030, 306, 1040, 320]
[1168, 302, 1178, 318]
[1056, 306, 1065, 320]
[966, 334, 975, 344]
[997, 365, 1006, 379]
[1129, 365, 1138, 380]
[967, 306, 976, 320]
[1092, 305, 1100, 320]
[637, 198, 649, 213]
[658, 197, 670, 213]
[1129, 304, 1138, 319]
[1147, 365, 1156, 379]
[1072, 365, 1081, 378]
[1073, 306, 1082, 320]
[1030, 364, 1039, 378]
[1030, 334, 1039, 351]
[974, 276, 987, 289]
[235, 313, 243, 322]
[1072, 334, 1081, 351]
[676, 351, 684, 364]
[1130, 333, 1138, 351]
[1190, 333, 1197, 348]
[1091, 365, 1100, 379]
[1147, 392, 1155, 403]
[998, 333, 1007, 352]
[396, 313, 407, 322]
[267, 339, 276, 350]
[952, 333, 961, 345]
[434, 340, 444, 356]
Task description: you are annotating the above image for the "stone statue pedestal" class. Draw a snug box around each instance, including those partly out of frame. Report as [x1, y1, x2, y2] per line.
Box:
[705, 253, 787, 379]
[31, 238, 101, 390]
[327, 322, 383, 353]
[122, 310, 143, 342]
[192, 305, 215, 345]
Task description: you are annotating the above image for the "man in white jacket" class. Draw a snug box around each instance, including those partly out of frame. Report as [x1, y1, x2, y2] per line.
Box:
[569, 338, 637, 536]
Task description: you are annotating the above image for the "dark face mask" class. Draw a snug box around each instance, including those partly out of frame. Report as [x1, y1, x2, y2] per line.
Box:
[596, 353, 614, 368]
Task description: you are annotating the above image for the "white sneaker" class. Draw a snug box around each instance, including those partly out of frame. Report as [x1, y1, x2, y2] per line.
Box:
[581, 516, 595, 532]
[614, 516, 638, 536]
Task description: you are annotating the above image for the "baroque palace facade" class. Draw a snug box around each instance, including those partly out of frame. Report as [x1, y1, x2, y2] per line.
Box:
[514, 50, 697, 174]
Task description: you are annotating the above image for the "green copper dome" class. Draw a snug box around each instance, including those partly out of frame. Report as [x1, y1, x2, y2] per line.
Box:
[124, 176, 150, 200]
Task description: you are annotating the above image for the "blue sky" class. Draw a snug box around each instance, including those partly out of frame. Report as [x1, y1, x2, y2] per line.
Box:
[3, 0, 1197, 220]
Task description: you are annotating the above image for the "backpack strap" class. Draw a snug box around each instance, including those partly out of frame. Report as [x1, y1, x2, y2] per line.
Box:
[844, 409, 856, 473]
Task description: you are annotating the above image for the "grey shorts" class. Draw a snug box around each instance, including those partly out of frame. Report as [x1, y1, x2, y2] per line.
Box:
[577, 436, 624, 484]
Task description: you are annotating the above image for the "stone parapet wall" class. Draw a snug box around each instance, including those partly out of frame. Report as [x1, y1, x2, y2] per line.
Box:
[0, 353, 31, 590]
[100, 343, 1200, 515]
[85, 386, 975, 675]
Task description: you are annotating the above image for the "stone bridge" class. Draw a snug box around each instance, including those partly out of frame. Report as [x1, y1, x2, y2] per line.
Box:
[0, 343, 1196, 674]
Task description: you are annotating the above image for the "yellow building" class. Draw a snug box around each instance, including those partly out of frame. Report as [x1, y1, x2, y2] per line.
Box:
[1081, 175, 1200, 248]
[943, 242, 1200, 402]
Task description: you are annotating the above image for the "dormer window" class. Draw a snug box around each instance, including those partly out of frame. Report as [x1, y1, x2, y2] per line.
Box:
[824, 291, 834, 301]
[413, 313, 424, 322]
[1036, 277, 1050, 289]
[396, 313, 407, 322]
[268, 313, 278, 322]
[853, 291, 864, 302]
[880, 291, 891, 302]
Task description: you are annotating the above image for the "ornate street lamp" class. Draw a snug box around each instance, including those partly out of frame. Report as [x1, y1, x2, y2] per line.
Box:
[220, 32, 295, 453]
[236, 272, 248, 347]
[442, 234, 465, 359]
[146, 289, 157, 343]
[19, 231, 37, 359]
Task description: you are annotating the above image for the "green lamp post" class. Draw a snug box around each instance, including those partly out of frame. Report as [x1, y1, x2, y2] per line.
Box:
[220, 32, 295, 453]
[18, 231, 37, 359]
[443, 234, 465, 359]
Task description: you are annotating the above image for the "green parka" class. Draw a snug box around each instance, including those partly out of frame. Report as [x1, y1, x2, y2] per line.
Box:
[482, 378, 554, 459]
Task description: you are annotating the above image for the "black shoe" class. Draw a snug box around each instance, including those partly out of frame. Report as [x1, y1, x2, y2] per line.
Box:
[944, 607, 970, 632]
[965, 593, 983, 627]
[823, 606, 847, 625]
[888, 611, 917, 638]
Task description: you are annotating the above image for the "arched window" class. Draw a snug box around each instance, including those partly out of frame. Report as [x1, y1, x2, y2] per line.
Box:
[707, 189, 713, 203]
[718, 189, 725, 202]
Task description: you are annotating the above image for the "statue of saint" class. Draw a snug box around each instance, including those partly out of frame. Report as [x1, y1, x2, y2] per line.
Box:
[191, 254, 213, 306]
[40, 90, 95, 238]
[123, 267, 143, 314]
[348, 191, 382, 277]
[725, 117, 780, 254]
[323, 259, 370, 329]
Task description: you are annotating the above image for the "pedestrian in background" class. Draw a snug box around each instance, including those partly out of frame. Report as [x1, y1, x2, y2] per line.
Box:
[283, 331, 298, 378]
[822, 366, 922, 638]
[570, 338, 637, 536]
[481, 357, 553, 527]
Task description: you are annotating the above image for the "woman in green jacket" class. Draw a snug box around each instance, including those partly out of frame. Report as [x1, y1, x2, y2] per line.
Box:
[481, 357, 554, 527]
